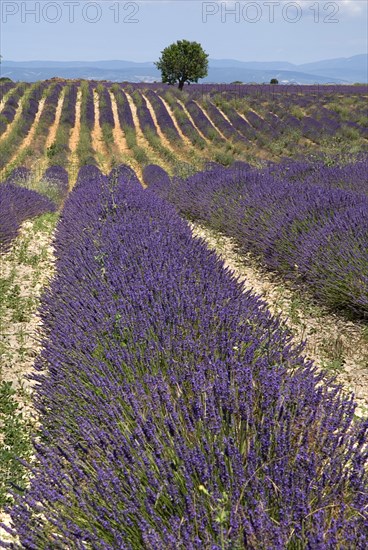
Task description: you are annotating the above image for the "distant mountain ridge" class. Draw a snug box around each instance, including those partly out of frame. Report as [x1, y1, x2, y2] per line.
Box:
[1, 55, 367, 84]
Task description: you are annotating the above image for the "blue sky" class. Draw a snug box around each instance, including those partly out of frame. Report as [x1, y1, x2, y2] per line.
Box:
[1, 1, 367, 64]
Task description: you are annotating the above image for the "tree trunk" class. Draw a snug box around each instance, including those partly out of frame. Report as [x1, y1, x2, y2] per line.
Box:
[178, 79, 185, 91]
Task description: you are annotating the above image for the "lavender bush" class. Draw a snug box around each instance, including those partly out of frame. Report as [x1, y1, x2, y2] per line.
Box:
[201, 100, 248, 144]
[145, 90, 180, 141]
[147, 163, 368, 315]
[37, 82, 64, 128]
[185, 100, 222, 143]
[112, 86, 135, 130]
[42, 165, 69, 202]
[266, 156, 368, 196]
[215, 103, 256, 141]
[74, 163, 107, 188]
[76, 82, 97, 167]
[4, 166, 31, 185]
[132, 90, 158, 135]
[158, 91, 206, 147]
[5, 166, 367, 548]
[0, 184, 56, 251]
[3, 164, 68, 205]
[0, 82, 48, 169]
[47, 84, 79, 166]
[97, 86, 115, 128]
[85, 83, 95, 129]
[0, 83, 28, 135]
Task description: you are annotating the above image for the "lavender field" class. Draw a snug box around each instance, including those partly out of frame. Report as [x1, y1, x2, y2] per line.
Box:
[0, 80, 368, 548]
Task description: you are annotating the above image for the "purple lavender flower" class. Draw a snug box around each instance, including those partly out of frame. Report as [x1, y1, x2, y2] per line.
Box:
[10, 165, 367, 548]
[0, 184, 56, 251]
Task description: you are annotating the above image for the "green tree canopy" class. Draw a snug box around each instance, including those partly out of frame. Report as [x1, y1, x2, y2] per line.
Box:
[155, 40, 209, 90]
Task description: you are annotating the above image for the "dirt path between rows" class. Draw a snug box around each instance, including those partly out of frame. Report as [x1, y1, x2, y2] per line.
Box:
[235, 109, 253, 126]
[193, 100, 228, 142]
[0, 87, 16, 113]
[191, 222, 368, 418]
[91, 90, 110, 174]
[159, 96, 192, 148]
[110, 90, 143, 180]
[124, 92, 149, 150]
[124, 92, 170, 171]
[0, 218, 56, 545]
[176, 99, 209, 143]
[46, 88, 66, 150]
[33, 87, 66, 179]
[0, 97, 46, 179]
[68, 87, 82, 186]
[142, 93, 189, 164]
[0, 93, 25, 143]
[110, 92, 130, 155]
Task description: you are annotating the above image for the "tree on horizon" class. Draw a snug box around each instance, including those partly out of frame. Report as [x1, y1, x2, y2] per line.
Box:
[155, 40, 209, 90]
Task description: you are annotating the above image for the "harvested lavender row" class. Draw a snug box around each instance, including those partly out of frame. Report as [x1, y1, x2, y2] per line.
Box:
[146, 163, 368, 315]
[8, 165, 367, 548]
[0, 184, 56, 252]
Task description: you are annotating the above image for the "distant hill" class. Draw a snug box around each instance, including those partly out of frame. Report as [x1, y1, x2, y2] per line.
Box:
[1, 55, 367, 84]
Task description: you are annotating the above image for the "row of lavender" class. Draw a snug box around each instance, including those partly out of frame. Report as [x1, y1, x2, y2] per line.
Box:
[0, 82, 50, 170]
[266, 155, 368, 195]
[0, 83, 29, 135]
[5, 164, 367, 548]
[109, 85, 368, 147]
[85, 82, 368, 146]
[144, 158, 368, 316]
[0, 166, 68, 251]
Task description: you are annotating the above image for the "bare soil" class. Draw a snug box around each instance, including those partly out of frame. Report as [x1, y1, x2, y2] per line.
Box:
[109, 91, 143, 179]
[46, 88, 66, 150]
[91, 90, 110, 174]
[0, 218, 56, 544]
[109, 92, 130, 155]
[0, 98, 46, 179]
[68, 87, 82, 185]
